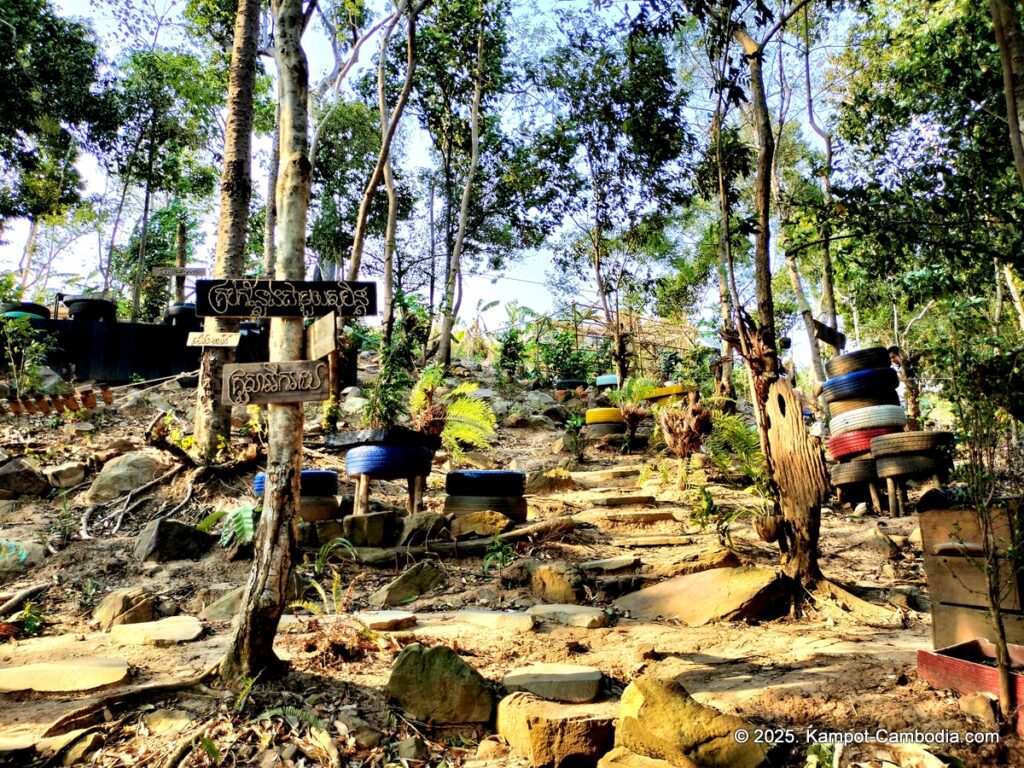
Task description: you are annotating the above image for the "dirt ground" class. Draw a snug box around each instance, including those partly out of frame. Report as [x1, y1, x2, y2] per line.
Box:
[0, 376, 1019, 768]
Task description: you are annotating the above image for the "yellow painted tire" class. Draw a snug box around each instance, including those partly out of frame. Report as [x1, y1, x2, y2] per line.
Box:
[645, 384, 688, 401]
[585, 407, 625, 425]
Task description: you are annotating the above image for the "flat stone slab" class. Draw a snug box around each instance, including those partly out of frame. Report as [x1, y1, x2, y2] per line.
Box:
[110, 615, 203, 646]
[591, 495, 657, 508]
[527, 604, 610, 629]
[570, 467, 644, 486]
[580, 555, 640, 573]
[354, 610, 417, 630]
[603, 510, 679, 524]
[0, 657, 129, 693]
[610, 536, 692, 547]
[613, 566, 787, 625]
[504, 663, 604, 703]
[458, 610, 536, 632]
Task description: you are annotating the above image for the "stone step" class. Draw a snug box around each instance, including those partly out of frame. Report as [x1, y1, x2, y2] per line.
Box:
[0, 657, 129, 693]
[354, 610, 417, 630]
[457, 610, 536, 632]
[526, 604, 610, 629]
[609, 536, 693, 547]
[503, 663, 603, 703]
[110, 615, 203, 646]
[580, 555, 641, 573]
[591, 496, 657, 508]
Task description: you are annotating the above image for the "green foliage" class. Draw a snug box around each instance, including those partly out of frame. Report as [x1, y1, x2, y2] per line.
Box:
[409, 364, 497, 460]
[0, 315, 54, 394]
[608, 377, 658, 408]
[483, 535, 516, 574]
[540, 329, 592, 381]
[18, 601, 45, 636]
[314, 537, 356, 577]
[196, 736, 220, 764]
[563, 409, 590, 461]
[255, 706, 329, 731]
[688, 485, 745, 547]
[804, 743, 835, 768]
[703, 412, 769, 496]
[219, 505, 256, 547]
[496, 326, 524, 380]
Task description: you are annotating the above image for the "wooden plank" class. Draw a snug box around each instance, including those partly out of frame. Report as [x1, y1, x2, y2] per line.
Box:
[932, 602, 1024, 649]
[923, 554, 1022, 611]
[812, 319, 846, 350]
[152, 267, 206, 277]
[221, 361, 330, 406]
[187, 331, 241, 348]
[918, 507, 1019, 557]
[196, 279, 377, 318]
[305, 311, 338, 360]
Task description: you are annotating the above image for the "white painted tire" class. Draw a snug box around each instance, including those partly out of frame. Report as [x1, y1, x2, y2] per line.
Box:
[830, 404, 907, 436]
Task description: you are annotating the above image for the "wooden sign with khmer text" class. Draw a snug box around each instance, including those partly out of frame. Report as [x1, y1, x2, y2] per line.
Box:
[196, 279, 376, 318]
[222, 361, 330, 406]
[187, 331, 241, 348]
[305, 311, 339, 361]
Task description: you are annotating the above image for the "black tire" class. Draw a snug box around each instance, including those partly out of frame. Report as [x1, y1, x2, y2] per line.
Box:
[1, 301, 51, 319]
[345, 445, 432, 480]
[443, 494, 527, 523]
[869, 431, 954, 457]
[830, 460, 876, 486]
[177, 375, 199, 389]
[554, 379, 587, 390]
[823, 367, 898, 403]
[165, 302, 197, 318]
[825, 347, 891, 378]
[254, 469, 340, 496]
[830, 394, 900, 416]
[876, 454, 947, 479]
[446, 470, 526, 497]
[587, 422, 627, 436]
[64, 298, 117, 323]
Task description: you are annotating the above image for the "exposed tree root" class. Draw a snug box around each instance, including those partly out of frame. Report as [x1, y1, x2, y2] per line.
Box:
[0, 581, 50, 618]
[811, 579, 906, 629]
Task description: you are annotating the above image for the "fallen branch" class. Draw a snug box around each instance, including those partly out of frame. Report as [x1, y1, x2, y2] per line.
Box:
[814, 579, 906, 629]
[354, 517, 576, 566]
[165, 468, 201, 518]
[80, 506, 95, 539]
[0, 581, 50, 617]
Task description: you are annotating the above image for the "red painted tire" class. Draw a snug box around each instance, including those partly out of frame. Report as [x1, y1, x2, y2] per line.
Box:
[827, 427, 899, 461]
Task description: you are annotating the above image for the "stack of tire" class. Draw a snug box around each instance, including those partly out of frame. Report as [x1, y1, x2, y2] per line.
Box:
[344, 445, 433, 481]
[254, 469, 341, 522]
[444, 470, 527, 523]
[870, 431, 954, 485]
[595, 374, 618, 390]
[585, 407, 626, 437]
[823, 347, 906, 493]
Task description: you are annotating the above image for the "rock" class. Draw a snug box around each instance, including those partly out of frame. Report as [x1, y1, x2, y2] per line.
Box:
[37, 366, 69, 395]
[959, 692, 998, 728]
[861, 526, 900, 559]
[117, 391, 171, 417]
[0, 540, 46, 583]
[143, 709, 194, 735]
[497, 692, 616, 767]
[335, 711, 384, 749]
[615, 659, 766, 768]
[592, 496, 658, 508]
[399, 511, 450, 546]
[580, 555, 640, 573]
[354, 610, 417, 630]
[61, 731, 104, 766]
[134, 519, 215, 562]
[86, 449, 171, 503]
[0, 658, 129, 692]
[342, 396, 369, 415]
[610, 536, 692, 548]
[469, 388, 498, 401]
[651, 549, 741, 579]
[343, 511, 396, 548]
[527, 604, 610, 629]
[44, 461, 87, 489]
[503, 663, 603, 703]
[93, 587, 158, 630]
[342, 386, 363, 398]
[525, 391, 556, 411]
[451, 510, 513, 539]
[461, 450, 498, 469]
[613, 566, 787, 625]
[529, 561, 584, 603]
[387, 643, 495, 723]
[458, 610, 536, 632]
[200, 586, 244, 621]
[396, 736, 430, 762]
[476, 737, 511, 760]
[543, 405, 569, 423]
[526, 468, 577, 495]
[599, 747, 677, 768]
[528, 415, 558, 429]
[371, 561, 446, 606]
[909, 525, 923, 550]
[110, 615, 203, 646]
[551, 436, 571, 455]
[491, 399, 514, 420]
[0, 458, 48, 499]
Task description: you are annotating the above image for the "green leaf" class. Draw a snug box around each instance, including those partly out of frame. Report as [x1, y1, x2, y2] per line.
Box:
[197, 736, 220, 763]
[196, 509, 227, 533]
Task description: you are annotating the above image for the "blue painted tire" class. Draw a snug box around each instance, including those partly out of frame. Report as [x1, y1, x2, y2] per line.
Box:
[446, 470, 526, 497]
[253, 469, 339, 496]
[822, 367, 898, 403]
[595, 374, 618, 388]
[345, 445, 432, 480]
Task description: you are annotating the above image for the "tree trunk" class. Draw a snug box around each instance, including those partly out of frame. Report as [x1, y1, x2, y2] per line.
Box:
[1004, 263, 1024, 333]
[130, 173, 154, 322]
[347, 11, 416, 282]
[18, 218, 40, 290]
[991, 0, 1024, 192]
[174, 217, 187, 303]
[264, 96, 280, 276]
[437, 3, 485, 369]
[220, 0, 309, 686]
[784, 251, 827, 391]
[194, 0, 261, 464]
[378, 20, 399, 347]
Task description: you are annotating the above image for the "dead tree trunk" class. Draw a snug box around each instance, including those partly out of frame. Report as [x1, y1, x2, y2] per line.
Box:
[220, 0, 310, 684]
[991, 0, 1024, 192]
[193, 0, 262, 464]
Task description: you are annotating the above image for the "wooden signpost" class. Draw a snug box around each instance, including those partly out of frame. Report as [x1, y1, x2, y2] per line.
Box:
[305, 311, 338, 361]
[222, 361, 330, 406]
[813, 319, 846, 351]
[196, 279, 376, 319]
[187, 331, 241, 348]
[153, 267, 207, 277]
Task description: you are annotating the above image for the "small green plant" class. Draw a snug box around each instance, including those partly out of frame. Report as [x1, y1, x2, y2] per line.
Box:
[319, 395, 342, 432]
[688, 486, 746, 547]
[129, 372, 145, 384]
[483, 534, 516, 574]
[18, 601, 45, 636]
[496, 326, 524, 380]
[609, 377, 658, 451]
[216, 504, 256, 547]
[314, 536, 356, 576]
[0, 315, 54, 394]
[563, 410, 590, 461]
[49, 494, 77, 545]
[233, 673, 260, 713]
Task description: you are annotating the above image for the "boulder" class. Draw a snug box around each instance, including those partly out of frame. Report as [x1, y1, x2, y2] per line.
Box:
[526, 469, 577, 495]
[116, 391, 172, 417]
[93, 587, 158, 630]
[142, 709, 194, 736]
[397, 735, 430, 762]
[543, 405, 569, 423]
[134, 519, 216, 563]
[335, 710, 384, 749]
[527, 604, 610, 629]
[0, 540, 46, 584]
[37, 366, 69, 395]
[399, 511, 450, 546]
[580, 555, 640, 574]
[503, 559, 583, 603]
[461, 451, 498, 469]
[451, 510, 513, 539]
[615, 659, 766, 768]
[458, 610, 535, 632]
[371, 561, 446, 607]
[497, 692, 616, 767]
[613, 567, 788, 625]
[525, 391, 556, 411]
[199, 586, 244, 621]
[598, 747, 678, 768]
[491, 399, 514, 420]
[387, 643, 495, 723]
[0, 458, 48, 499]
[44, 461, 87, 489]
[651, 548, 740, 579]
[354, 610, 417, 630]
[343, 511, 396, 548]
[86, 449, 171, 503]
[503, 663, 603, 703]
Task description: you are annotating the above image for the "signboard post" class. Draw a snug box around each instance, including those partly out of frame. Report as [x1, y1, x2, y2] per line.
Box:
[221, 361, 330, 406]
[305, 311, 338, 361]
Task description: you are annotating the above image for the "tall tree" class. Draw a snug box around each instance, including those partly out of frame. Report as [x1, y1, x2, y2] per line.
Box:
[193, 0, 263, 464]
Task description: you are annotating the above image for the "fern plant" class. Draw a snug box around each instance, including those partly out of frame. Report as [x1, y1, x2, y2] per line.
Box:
[609, 377, 658, 449]
[703, 411, 768, 492]
[254, 705, 329, 731]
[409, 364, 497, 461]
[217, 505, 257, 547]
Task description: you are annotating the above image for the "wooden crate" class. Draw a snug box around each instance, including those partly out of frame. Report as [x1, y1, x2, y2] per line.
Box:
[931, 602, 1024, 649]
[923, 554, 1023, 611]
[918, 505, 1020, 557]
